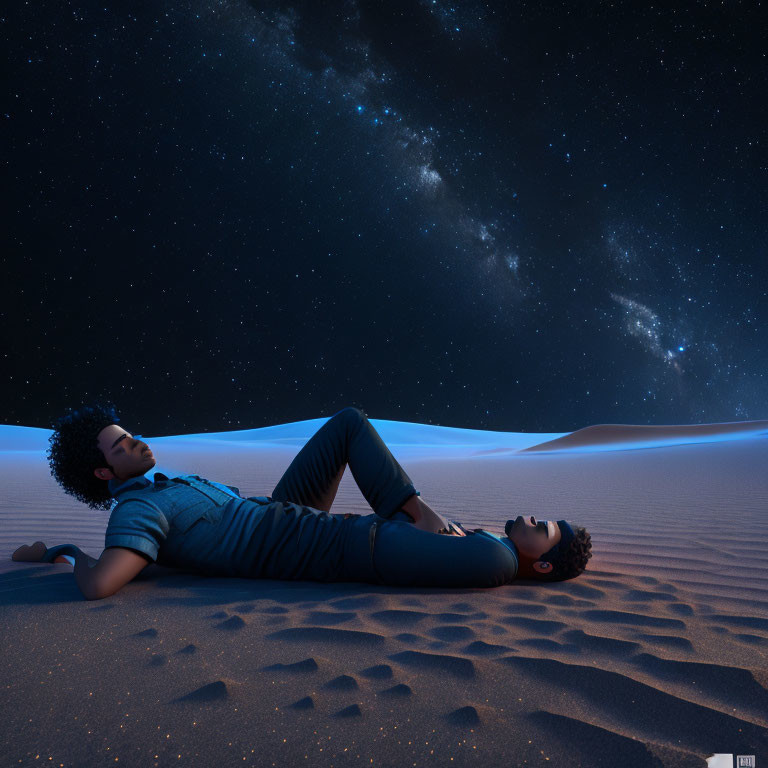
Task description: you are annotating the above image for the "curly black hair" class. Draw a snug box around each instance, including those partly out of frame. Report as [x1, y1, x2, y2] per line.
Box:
[536, 525, 593, 581]
[47, 401, 121, 511]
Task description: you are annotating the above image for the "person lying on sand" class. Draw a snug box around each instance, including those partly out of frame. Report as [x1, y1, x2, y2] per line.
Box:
[13, 403, 592, 600]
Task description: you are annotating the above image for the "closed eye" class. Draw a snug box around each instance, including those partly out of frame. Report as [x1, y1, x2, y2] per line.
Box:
[113, 433, 141, 454]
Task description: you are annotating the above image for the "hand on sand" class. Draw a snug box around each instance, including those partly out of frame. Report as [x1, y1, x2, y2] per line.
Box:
[12, 541, 48, 562]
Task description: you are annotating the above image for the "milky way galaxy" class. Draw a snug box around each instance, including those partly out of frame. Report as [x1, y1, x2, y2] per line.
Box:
[4, 0, 766, 433]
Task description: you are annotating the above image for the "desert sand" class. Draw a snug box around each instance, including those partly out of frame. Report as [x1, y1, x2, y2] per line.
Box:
[1, 417, 766, 767]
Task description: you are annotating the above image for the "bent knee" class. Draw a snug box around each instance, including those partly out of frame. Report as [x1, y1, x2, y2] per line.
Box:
[333, 406, 367, 422]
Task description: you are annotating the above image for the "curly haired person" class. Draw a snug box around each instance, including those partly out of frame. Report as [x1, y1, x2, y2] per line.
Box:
[13, 402, 592, 600]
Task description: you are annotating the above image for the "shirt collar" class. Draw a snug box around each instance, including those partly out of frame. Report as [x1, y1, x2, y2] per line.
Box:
[108, 474, 153, 497]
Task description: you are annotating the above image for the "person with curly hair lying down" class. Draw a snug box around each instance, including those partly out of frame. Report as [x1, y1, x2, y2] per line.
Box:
[13, 403, 593, 600]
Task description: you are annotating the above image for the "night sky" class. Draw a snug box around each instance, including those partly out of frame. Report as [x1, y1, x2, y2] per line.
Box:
[4, 0, 766, 436]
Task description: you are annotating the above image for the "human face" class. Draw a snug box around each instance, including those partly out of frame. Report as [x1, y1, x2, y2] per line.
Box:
[94, 424, 156, 484]
[507, 515, 562, 560]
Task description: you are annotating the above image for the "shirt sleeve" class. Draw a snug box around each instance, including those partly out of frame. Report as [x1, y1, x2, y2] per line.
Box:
[104, 499, 169, 563]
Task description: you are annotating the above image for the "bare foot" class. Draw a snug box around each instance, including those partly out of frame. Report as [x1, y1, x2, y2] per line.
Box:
[12, 541, 48, 562]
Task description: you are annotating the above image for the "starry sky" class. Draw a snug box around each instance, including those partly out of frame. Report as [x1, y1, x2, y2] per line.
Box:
[4, 0, 767, 436]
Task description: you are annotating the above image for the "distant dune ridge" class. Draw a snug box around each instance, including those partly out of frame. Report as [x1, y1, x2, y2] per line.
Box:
[522, 419, 768, 452]
[1, 417, 766, 767]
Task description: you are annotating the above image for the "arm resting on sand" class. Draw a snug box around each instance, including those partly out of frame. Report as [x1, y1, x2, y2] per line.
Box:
[46, 546, 105, 600]
[12, 542, 150, 600]
[75, 546, 152, 600]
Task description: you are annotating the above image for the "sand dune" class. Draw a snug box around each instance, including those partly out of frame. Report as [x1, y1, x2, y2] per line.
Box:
[522, 419, 768, 452]
[1, 419, 767, 766]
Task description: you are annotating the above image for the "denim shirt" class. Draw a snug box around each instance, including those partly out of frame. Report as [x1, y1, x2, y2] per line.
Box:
[105, 472, 272, 568]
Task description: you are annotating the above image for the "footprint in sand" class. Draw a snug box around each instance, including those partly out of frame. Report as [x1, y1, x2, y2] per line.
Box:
[666, 602, 694, 616]
[369, 609, 428, 628]
[635, 633, 693, 651]
[501, 616, 567, 634]
[171, 680, 229, 704]
[734, 633, 768, 646]
[393, 632, 433, 647]
[267, 627, 385, 645]
[463, 640, 514, 656]
[623, 589, 677, 602]
[389, 650, 476, 679]
[435, 611, 489, 621]
[707, 614, 768, 632]
[504, 602, 548, 614]
[329, 595, 384, 610]
[289, 695, 314, 710]
[446, 705, 480, 725]
[132, 628, 159, 638]
[379, 683, 412, 697]
[428, 625, 476, 642]
[323, 674, 359, 691]
[359, 664, 393, 679]
[561, 628, 641, 656]
[302, 610, 356, 626]
[448, 602, 475, 612]
[554, 596, 597, 607]
[518, 637, 581, 653]
[175, 644, 197, 655]
[588, 578, 630, 590]
[214, 615, 246, 631]
[558, 583, 606, 599]
[334, 703, 362, 717]
[580, 609, 686, 629]
[263, 657, 319, 673]
[504, 588, 540, 601]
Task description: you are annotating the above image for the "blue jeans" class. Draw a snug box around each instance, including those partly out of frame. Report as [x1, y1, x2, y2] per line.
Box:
[267, 407, 518, 587]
